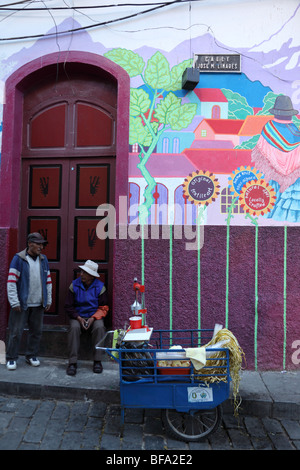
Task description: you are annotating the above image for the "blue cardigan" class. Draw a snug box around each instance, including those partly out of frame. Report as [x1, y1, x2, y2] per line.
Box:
[72, 277, 105, 318]
[7, 249, 52, 310]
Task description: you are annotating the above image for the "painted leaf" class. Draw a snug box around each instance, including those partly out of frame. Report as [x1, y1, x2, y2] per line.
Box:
[168, 103, 197, 130]
[104, 48, 145, 77]
[144, 51, 171, 90]
[221, 88, 253, 119]
[129, 116, 156, 147]
[129, 116, 148, 145]
[257, 91, 279, 115]
[130, 89, 151, 117]
[154, 92, 181, 125]
[166, 59, 193, 91]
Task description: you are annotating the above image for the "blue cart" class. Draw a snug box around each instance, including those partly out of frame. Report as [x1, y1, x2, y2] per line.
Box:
[100, 328, 230, 442]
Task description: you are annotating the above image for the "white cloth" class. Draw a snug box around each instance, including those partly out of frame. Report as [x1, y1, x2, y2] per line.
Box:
[185, 347, 206, 370]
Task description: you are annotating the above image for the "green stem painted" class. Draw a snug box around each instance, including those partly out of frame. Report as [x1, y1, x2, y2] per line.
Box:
[225, 197, 238, 329]
[244, 213, 259, 370]
[283, 225, 287, 370]
[196, 205, 207, 343]
[169, 224, 173, 343]
[254, 223, 258, 371]
[141, 223, 145, 285]
[137, 128, 165, 224]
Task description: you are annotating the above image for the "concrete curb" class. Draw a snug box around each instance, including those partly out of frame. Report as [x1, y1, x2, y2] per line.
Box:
[0, 357, 299, 420]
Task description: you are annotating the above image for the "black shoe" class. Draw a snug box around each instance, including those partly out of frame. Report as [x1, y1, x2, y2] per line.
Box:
[93, 361, 103, 374]
[67, 363, 77, 376]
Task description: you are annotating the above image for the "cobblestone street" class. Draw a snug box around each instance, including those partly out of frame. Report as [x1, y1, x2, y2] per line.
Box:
[0, 395, 299, 451]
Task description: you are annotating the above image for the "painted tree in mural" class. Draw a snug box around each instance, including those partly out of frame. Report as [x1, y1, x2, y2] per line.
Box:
[104, 48, 197, 223]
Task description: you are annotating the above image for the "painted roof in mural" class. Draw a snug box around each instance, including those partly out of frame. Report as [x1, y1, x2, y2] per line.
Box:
[238, 115, 273, 135]
[193, 88, 228, 102]
[191, 140, 234, 149]
[197, 119, 244, 134]
[183, 148, 252, 174]
[128, 153, 196, 177]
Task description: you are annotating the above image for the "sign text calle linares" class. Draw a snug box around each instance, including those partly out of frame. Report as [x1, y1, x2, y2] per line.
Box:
[194, 54, 241, 73]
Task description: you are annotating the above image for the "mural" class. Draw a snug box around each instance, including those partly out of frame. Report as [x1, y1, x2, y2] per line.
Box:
[104, 47, 300, 228]
[103, 45, 300, 370]
[0, 1, 299, 370]
[104, 48, 197, 224]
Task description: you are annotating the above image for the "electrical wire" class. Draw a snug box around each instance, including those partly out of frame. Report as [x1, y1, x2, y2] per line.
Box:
[0, 0, 186, 41]
[0, 1, 186, 10]
[0, 0, 34, 7]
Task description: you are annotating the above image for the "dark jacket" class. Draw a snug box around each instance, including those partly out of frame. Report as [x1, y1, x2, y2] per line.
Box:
[64, 277, 108, 319]
[7, 249, 52, 310]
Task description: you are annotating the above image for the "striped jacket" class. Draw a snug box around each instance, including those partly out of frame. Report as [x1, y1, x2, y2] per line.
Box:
[7, 249, 52, 310]
[261, 120, 300, 153]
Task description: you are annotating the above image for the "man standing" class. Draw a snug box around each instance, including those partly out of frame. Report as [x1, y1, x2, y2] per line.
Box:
[64, 260, 108, 376]
[6, 232, 52, 370]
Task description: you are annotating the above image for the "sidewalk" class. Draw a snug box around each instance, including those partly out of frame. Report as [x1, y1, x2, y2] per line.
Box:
[0, 356, 299, 419]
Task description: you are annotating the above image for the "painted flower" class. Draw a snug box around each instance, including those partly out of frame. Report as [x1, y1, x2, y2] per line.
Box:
[239, 179, 277, 216]
[182, 170, 220, 206]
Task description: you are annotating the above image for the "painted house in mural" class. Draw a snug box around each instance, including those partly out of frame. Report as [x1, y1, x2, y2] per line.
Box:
[189, 88, 229, 119]
[0, 1, 299, 371]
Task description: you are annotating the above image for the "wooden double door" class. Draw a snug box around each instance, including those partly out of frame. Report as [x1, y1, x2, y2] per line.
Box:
[19, 65, 118, 325]
[20, 157, 114, 324]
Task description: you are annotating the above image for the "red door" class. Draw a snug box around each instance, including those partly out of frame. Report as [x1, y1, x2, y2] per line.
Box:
[20, 66, 117, 325]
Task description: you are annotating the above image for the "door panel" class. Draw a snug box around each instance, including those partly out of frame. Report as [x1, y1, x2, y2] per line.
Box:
[21, 69, 117, 326]
[21, 158, 114, 324]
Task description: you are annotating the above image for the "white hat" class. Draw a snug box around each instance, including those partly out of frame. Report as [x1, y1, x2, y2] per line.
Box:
[79, 260, 100, 277]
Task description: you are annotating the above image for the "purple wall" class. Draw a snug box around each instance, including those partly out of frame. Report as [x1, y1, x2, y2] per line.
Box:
[113, 225, 300, 371]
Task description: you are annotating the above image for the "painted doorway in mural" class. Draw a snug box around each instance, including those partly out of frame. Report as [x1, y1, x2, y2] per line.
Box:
[19, 65, 117, 325]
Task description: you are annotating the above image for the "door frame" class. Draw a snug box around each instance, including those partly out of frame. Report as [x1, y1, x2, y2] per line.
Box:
[0, 51, 130, 327]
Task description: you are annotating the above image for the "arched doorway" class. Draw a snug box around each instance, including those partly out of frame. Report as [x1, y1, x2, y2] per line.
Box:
[0, 52, 129, 334]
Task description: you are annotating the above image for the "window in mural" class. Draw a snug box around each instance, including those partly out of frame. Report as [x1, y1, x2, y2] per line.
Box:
[172, 137, 179, 153]
[174, 185, 197, 225]
[128, 182, 140, 224]
[132, 143, 139, 153]
[220, 187, 244, 214]
[212, 105, 221, 119]
[162, 137, 169, 153]
[146, 183, 168, 225]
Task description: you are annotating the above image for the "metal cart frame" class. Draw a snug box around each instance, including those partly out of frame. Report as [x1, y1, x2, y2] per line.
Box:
[98, 328, 231, 442]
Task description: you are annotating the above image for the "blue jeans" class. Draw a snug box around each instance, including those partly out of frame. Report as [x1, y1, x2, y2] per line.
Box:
[6, 306, 44, 361]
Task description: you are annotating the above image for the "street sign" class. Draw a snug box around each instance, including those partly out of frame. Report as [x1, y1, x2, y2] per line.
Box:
[194, 54, 241, 73]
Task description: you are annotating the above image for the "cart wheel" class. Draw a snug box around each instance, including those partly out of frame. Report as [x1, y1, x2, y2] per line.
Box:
[162, 405, 223, 442]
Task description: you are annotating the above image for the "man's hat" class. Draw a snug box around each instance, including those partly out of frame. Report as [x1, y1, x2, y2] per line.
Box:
[78, 260, 100, 278]
[269, 95, 298, 117]
[27, 232, 48, 245]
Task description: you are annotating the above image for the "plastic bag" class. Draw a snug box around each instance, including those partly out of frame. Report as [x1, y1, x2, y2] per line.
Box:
[120, 341, 154, 382]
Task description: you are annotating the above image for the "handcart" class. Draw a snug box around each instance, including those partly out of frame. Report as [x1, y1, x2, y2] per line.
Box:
[97, 328, 231, 442]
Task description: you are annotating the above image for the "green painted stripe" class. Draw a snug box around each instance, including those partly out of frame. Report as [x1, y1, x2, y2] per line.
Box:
[254, 224, 258, 370]
[141, 224, 145, 285]
[283, 226, 287, 370]
[197, 217, 201, 332]
[170, 224, 173, 343]
[226, 222, 230, 330]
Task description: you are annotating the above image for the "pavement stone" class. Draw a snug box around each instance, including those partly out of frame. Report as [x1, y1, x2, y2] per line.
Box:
[0, 395, 298, 450]
[0, 356, 299, 451]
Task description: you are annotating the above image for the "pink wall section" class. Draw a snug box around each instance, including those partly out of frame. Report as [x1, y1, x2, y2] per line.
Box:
[0, 51, 300, 371]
